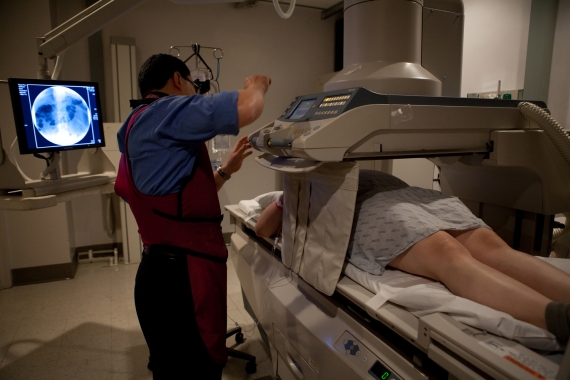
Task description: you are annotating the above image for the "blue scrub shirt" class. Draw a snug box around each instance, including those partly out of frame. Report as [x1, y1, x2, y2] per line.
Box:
[117, 91, 239, 196]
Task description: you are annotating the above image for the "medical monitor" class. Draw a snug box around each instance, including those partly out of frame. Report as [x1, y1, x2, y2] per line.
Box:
[8, 78, 105, 155]
[288, 99, 317, 120]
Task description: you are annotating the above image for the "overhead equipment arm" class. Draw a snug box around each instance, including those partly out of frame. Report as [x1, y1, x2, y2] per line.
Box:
[36, 0, 148, 79]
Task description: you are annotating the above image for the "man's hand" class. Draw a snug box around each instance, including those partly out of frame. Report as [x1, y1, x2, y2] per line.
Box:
[221, 136, 253, 175]
[244, 75, 271, 94]
[237, 74, 272, 128]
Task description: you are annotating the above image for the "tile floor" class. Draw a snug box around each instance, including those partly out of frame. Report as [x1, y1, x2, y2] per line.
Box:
[0, 255, 273, 379]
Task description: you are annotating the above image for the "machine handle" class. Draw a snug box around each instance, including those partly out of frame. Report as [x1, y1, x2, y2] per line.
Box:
[286, 352, 304, 379]
[267, 139, 293, 148]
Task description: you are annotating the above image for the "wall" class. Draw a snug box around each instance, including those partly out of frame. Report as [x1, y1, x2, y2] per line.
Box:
[461, 0, 532, 96]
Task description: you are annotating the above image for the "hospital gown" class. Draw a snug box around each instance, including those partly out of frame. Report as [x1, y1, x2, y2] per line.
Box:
[346, 170, 490, 275]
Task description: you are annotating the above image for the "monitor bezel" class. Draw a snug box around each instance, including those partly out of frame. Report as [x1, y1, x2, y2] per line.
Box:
[8, 77, 106, 155]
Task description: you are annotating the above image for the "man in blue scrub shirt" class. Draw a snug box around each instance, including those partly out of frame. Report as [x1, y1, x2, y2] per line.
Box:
[115, 53, 271, 379]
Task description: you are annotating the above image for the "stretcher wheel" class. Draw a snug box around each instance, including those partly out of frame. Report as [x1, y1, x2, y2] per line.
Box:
[245, 361, 257, 374]
[235, 332, 244, 343]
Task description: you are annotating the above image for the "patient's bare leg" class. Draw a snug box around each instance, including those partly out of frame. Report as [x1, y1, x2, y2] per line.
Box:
[388, 231, 551, 329]
[448, 228, 570, 303]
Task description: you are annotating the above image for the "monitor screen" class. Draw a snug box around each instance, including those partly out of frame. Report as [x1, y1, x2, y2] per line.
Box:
[8, 78, 105, 155]
[288, 99, 316, 120]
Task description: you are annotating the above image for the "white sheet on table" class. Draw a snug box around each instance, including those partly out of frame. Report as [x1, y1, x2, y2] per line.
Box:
[344, 262, 561, 351]
[238, 199, 262, 223]
[238, 192, 283, 224]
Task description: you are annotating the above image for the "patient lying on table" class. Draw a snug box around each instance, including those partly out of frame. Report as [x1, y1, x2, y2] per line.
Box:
[255, 170, 570, 346]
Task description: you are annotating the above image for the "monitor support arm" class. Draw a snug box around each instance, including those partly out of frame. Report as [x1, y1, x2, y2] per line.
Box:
[38, 152, 62, 180]
[36, 0, 149, 79]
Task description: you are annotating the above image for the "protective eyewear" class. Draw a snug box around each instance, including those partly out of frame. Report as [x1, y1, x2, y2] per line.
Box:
[181, 76, 203, 94]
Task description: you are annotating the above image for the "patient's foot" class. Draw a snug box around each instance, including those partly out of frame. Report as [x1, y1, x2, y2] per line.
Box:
[545, 302, 570, 346]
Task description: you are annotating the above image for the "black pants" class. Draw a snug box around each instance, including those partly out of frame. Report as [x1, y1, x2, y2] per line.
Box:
[135, 251, 223, 379]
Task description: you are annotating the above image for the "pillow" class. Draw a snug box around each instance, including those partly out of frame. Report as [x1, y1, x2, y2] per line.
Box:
[254, 191, 283, 210]
[238, 199, 263, 220]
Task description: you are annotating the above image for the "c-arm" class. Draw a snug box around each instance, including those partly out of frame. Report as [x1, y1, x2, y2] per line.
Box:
[36, 0, 149, 79]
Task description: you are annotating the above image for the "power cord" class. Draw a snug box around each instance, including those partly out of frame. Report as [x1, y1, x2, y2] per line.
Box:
[33, 152, 53, 167]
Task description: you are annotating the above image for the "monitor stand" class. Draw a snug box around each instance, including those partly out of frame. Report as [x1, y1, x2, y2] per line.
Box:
[41, 151, 62, 180]
[21, 148, 117, 197]
[24, 174, 115, 196]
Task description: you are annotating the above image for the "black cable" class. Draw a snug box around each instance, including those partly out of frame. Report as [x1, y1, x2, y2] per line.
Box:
[33, 152, 53, 167]
[214, 57, 221, 92]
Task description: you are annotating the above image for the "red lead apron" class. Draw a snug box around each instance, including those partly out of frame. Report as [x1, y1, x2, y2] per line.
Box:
[115, 105, 229, 365]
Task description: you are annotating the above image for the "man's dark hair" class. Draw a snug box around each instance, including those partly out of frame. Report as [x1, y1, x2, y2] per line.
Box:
[138, 54, 191, 97]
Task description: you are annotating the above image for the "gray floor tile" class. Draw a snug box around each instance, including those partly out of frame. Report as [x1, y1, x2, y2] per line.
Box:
[0, 257, 273, 379]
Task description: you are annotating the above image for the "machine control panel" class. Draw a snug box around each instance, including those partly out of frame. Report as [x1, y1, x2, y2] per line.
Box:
[278, 87, 388, 122]
[277, 87, 548, 124]
[334, 331, 401, 380]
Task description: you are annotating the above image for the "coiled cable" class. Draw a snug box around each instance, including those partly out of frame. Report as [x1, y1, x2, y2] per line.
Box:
[518, 102, 570, 167]
[518, 102, 570, 241]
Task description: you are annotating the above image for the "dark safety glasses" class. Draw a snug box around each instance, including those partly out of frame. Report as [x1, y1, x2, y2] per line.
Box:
[181, 76, 203, 94]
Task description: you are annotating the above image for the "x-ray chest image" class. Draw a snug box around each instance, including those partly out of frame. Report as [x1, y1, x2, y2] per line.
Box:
[31, 86, 91, 146]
